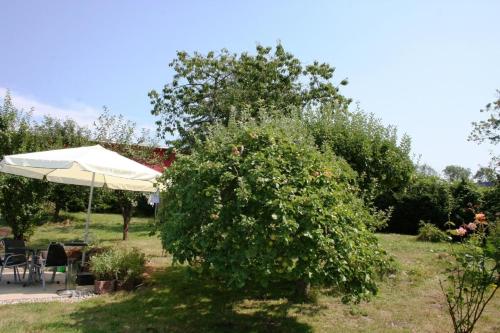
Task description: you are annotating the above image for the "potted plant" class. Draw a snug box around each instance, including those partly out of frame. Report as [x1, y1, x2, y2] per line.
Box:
[89, 250, 117, 294]
[115, 248, 146, 291]
[89, 247, 147, 293]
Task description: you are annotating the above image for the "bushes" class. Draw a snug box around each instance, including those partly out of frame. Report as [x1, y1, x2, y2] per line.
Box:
[307, 106, 414, 199]
[382, 173, 492, 236]
[481, 183, 500, 222]
[417, 222, 449, 242]
[384, 175, 451, 234]
[449, 179, 482, 225]
[158, 116, 392, 302]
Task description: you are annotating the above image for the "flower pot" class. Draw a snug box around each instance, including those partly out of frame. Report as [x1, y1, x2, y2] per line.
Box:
[115, 280, 134, 291]
[94, 280, 116, 294]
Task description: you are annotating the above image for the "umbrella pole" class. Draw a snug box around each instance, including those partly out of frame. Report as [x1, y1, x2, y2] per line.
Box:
[82, 172, 96, 266]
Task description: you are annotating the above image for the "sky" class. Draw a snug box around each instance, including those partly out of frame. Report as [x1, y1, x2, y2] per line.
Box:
[1, 0, 499, 174]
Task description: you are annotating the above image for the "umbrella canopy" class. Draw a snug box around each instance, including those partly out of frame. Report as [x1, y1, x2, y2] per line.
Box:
[0, 145, 163, 244]
[0, 145, 161, 192]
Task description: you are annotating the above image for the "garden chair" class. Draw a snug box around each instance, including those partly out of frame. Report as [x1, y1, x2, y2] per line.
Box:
[0, 239, 28, 283]
[33, 242, 68, 288]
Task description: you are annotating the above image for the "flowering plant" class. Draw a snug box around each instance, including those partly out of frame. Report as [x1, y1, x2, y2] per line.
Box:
[440, 213, 499, 333]
[456, 227, 467, 237]
[466, 223, 477, 231]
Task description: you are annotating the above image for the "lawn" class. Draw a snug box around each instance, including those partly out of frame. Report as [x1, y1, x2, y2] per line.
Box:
[0, 213, 498, 333]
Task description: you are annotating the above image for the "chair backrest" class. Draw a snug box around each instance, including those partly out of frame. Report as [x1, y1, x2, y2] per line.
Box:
[45, 243, 68, 267]
[1, 239, 27, 265]
[3, 239, 26, 256]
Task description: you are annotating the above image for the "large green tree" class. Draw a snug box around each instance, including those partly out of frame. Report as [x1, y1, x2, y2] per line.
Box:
[158, 115, 392, 301]
[149, 43, 350, 146]
[150, 45, 413, 201]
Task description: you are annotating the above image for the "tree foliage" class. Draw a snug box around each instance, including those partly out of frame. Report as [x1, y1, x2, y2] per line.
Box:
[473, 167, 498, 183]
[443, 165, 472, 182]
[416, 163, 439, 177]
[449, 179, 482, 226]
[385, 174, 451, 234]
[0, 92, 89, 236]
[0, 90, 33, 157]
[307, 105, 414, 198]
[149, 43, 350, 146]
[92, 108, 160, 240]
[469, 90, 500, 145]
[34, 116, 91, 220]
[158, 115, 392, 302]
[0, 91, 46, 239]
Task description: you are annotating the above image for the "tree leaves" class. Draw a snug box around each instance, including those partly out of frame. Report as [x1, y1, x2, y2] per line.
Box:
[149, 43, 351, 148]
[157, 116, 392, 301]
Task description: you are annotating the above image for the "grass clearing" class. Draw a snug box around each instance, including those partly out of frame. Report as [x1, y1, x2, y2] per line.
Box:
[0, 213, 498, 332]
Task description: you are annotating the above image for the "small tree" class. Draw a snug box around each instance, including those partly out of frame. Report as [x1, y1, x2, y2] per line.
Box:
[158, 115, 392, 301]
[0, 90, 33, 157]
[93, 108, 160, 240]
[0, 176, 46, 239]
[0, 91, 45, 239]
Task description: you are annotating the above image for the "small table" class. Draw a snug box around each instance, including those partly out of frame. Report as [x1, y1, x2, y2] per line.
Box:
[23, 248, 42, 286]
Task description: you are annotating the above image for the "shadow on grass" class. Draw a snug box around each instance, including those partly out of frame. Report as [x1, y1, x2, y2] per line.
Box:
[60, 267, 316, 333]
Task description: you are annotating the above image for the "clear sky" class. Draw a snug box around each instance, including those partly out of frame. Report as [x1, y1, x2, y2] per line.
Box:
[1, 0, 499, 174]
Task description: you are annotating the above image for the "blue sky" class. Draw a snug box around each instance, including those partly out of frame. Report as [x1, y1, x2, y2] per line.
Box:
[1, 0, 499, 173]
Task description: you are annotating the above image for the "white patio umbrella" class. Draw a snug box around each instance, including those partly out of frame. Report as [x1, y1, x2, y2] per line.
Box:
[0, 145, 162, 243]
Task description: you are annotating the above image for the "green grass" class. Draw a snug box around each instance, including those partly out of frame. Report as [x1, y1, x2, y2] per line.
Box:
[28, 212, 168, 267]
[1, 213, 499, 333]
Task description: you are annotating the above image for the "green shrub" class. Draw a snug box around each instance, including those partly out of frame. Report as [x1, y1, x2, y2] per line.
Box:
[307, 105, 414, 199]
[90, 247, 146, 285]
[416, 222, 449, 242]
[158, 115, 392, 302]
[480, 182, 499, 222]
[449, 179, 482, 225]
[384, 174, 451, 234]
[115, 247, 147, 285]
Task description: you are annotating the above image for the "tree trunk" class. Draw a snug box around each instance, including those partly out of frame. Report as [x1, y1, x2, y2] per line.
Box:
[295, 279, 311, 300]
[122, 215, 131, 240]
[53, 203, 61, 221]
[121, 205, 133, 241]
